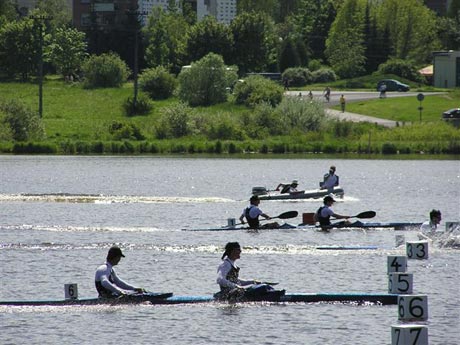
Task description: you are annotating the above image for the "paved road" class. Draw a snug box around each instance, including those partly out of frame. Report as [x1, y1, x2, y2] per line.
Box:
[285, 90, 445, 128]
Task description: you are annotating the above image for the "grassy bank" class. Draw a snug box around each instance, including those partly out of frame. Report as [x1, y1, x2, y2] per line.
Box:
[0, 78, 459, 156]
[339, 91, 459, 123]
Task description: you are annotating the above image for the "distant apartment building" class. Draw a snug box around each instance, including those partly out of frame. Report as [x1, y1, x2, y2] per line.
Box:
[73, 0, 137, 30]
[197, 0, 236, 24]
[15, 0, 73, 16]
[73, 0, 234, 30]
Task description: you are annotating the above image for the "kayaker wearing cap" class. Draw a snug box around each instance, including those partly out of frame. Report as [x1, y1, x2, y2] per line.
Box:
[320, 166, 339, 194]
[95, 245, 146, 298]
[315, 195, 350, 230]
[275, 180, 299, 194]
[239, 195, 279, 229]
[215, 242, 256, 300]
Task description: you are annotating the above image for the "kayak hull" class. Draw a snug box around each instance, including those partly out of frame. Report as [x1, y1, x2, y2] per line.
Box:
[183, 222, 422, 232]
[0, 292, 397, 306]
[258, 187, 344, 201]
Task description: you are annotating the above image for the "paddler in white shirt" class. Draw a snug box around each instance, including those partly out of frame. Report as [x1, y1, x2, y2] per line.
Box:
[95, 246, 146, 298]
[314, 195, 350, 230]
[215, 242, 256, 300]
[239, 195, 279, 229]
[420, 209, 442, 233]
[215, 242, 285, 301]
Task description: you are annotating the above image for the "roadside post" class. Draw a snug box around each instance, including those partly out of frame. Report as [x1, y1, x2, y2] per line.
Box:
[417, 93, 424, 123]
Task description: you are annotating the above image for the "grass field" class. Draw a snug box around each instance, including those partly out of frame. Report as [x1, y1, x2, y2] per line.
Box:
[339, 91, 459, 123]
[0, 77, 459, 156]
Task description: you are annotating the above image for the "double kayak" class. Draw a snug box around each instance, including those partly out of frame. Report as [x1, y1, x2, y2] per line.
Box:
[252, 186, 344, 201]
[183, 221, 423, 232]
[0, 292, 398, 306]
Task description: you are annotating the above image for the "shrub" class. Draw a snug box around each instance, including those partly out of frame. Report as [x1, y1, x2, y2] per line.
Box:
[233, 75, 283, 108]
[0, 99, 45, 141]
[312, 68, 337, 83]
[108, 121, 145, 140]
[207, 115, 245, 140]
[177, 53, 235, 106]
[281, 67, 313, 87]
[251, 101, 285, 136]
[123, 95, 153, 117]
[139, 66, 177, 100]
[155, 102, 194, 138]
[382, 142, 397, 154]
[378, 59, 424, 83]
[82, 52, 130, 88]
[276, 97, 325, 133]
[308, 59, 323, 72]
[12, 142, 57, 154]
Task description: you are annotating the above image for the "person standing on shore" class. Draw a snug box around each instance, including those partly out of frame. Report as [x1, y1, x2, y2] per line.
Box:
[340, 94, 346, 112]
[323, 86, 331, 102]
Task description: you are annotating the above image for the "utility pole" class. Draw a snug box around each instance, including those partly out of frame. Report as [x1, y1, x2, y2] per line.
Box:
[30, 14, 52, 118]
[125, 10, 147, 108]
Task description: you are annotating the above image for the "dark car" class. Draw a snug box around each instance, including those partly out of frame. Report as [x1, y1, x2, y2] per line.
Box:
[376, 79, 410, 92]
[442, 108, 460, 127]
[442, 108, 460, 119]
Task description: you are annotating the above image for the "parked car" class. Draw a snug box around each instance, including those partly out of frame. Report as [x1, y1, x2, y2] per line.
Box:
[442, 108, 460, 119]
[442, 108, 460, 128]
[376, 79, 410, 92]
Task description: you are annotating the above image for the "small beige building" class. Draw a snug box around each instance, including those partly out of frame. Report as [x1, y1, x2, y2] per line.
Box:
[433, 50, 460, 88]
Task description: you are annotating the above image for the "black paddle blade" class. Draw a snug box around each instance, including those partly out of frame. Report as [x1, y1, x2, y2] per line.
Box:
[354, 211, 376, 219]
[277, 211, 298, 219]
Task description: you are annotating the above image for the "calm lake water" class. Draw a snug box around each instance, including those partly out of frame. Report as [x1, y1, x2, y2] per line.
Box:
[0, 156, 459, 345]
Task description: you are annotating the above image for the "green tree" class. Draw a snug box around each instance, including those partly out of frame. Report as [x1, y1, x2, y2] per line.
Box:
[185, 16, 233, 64]
[0, 0, 16, 25]
[277, 0, 299, 22]
[46, 27, 88, 78]
[448, 0, 460, 18]
[143, 7, 189, 73]
[177, 53, 234, 106]
[230, 12, 278, 73]
[0, 18, 37, 79]
[437, 16, 460, 50]
[325, 0, 366, 78]
[237, 0, 278, 19]
[363, 2, 387, 73]
[278, 37, 300, 72]
[377, 0, 440, 64]
[35, 0, 71, 28]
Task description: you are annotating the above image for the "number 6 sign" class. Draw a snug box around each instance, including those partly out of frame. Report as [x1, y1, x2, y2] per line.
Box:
[398, 295, 428, 321]
[64, 283, 78, 300]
